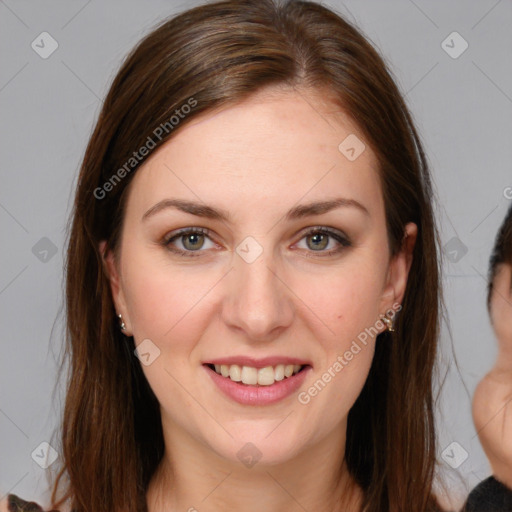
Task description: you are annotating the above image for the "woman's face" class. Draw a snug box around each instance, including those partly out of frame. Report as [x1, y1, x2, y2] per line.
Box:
[102, 87, 416, 466]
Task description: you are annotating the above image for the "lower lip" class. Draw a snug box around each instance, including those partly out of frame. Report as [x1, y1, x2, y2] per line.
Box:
[203, 365, 312, 406]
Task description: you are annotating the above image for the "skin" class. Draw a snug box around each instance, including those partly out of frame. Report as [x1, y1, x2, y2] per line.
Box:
[100, 87, 417, 512]
[472, 263, 512, 489]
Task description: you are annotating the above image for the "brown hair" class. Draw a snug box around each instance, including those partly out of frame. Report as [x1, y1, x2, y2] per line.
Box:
[49, 0, 444, 510]
[487, 202, 512, 309]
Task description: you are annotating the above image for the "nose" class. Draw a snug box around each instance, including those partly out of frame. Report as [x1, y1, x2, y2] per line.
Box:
[221, 246, 295, 342]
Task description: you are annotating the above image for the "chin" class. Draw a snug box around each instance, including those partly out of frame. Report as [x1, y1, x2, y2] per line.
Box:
[207, 433, 303, 468]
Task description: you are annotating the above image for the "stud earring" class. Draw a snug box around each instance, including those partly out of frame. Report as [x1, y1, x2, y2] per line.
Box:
[118, 313, 126, 331]
[380, 314, 395, 332]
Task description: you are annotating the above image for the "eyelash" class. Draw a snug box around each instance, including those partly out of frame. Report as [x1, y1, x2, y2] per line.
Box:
[161, 226, 351, 258]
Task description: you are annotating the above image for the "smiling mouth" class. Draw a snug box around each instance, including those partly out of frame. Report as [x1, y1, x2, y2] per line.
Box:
[204, 363, 309, 387]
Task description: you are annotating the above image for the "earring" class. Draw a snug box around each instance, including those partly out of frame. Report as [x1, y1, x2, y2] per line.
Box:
[117, 313, 126, 331]
[380, 314, 394, 332]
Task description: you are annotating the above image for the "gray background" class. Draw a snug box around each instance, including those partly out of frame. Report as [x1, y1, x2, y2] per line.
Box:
[1, 0, 511, 506]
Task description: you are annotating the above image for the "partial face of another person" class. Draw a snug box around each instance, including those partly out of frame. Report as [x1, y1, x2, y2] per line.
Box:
[490, 263, 512, 351]
[102, 87, 416, 466]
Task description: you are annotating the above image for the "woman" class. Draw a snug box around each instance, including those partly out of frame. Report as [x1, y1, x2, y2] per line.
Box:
[2, 0, 511, 510]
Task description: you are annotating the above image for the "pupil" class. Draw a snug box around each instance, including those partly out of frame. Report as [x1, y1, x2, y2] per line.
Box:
[184, 233, 203, 250]
[309, 233, 327, 251]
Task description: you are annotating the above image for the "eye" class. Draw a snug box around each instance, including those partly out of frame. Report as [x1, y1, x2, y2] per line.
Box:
[163, 227, 217, 257]
[161, 226, 351, 258]
[294, 227, 351, 257]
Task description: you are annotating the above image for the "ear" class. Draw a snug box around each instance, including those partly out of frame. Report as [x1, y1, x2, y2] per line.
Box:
[379, 222, 418, 314]
[99, 240, 132, 335]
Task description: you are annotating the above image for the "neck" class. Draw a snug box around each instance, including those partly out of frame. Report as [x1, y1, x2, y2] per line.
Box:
[146, 418, 363, 512]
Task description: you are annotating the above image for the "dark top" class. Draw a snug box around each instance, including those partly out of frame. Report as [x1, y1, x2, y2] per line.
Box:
[7, 476, 512, 511]
[462, 476, 512, 511]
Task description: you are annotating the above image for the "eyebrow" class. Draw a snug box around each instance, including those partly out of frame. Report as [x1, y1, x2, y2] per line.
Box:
[141, 197, 370, 223]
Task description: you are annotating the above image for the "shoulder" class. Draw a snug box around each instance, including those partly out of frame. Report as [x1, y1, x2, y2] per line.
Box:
[462, 476, 512, 511]
[0, 494, 65, 512]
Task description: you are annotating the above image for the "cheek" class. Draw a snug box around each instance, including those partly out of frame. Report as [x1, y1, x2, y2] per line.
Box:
[121, 257, 217, 403]
[122, 253, 217, 346]
[288, 263, 383, 411]
[293, 261, 386, 346]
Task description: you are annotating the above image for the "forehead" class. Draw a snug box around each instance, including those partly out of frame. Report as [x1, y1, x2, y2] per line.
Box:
[123, 88, 383, 221]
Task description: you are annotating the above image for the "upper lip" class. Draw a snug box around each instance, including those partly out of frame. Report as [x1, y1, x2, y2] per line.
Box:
[203, 356, 312, 369]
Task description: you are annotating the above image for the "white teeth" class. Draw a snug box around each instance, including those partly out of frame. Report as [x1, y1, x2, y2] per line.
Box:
[241, 366, 258, 385]
[210, 363, 304, 386]
[229, 364, 242, 382]
[257, 366, 275, 386]
[274, 364, 285, 381]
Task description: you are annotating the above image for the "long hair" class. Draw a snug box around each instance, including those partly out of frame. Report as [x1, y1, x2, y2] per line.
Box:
[50, 1, 443, 510]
